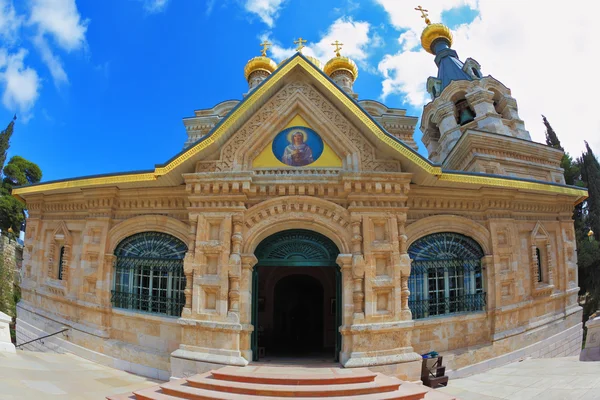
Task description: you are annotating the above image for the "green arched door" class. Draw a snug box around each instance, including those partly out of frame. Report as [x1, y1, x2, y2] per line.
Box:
[251, 229, 341, 362]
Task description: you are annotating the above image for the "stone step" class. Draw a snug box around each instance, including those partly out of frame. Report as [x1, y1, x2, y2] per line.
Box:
[211, 365, 377, 385]
[135, 383, 429, 400]
[182, 373, 402, 397]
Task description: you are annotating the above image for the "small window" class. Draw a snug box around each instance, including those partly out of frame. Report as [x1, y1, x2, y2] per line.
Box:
[58, 246, 65, 280]
[535, 247, 543, 283]
[472, 67, 481, 78]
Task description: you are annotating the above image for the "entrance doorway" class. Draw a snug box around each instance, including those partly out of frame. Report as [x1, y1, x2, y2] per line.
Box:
[251, 230, 341, 362]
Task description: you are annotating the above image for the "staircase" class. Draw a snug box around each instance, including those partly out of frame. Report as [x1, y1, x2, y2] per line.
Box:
[108, 365, 456, 400]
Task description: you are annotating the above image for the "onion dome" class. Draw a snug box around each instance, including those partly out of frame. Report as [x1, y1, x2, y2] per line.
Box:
[245, 41, 278, 91]
[323, 40, 358, 95]
[421, 23, 453, 54]
[324, 56, 358, 82]
[244, 56, 277, 81]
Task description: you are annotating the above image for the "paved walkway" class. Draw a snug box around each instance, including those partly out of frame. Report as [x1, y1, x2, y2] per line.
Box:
[1, 350, 599, 399]
[0, 350, 160, 399]
[437, 356, 600, 399]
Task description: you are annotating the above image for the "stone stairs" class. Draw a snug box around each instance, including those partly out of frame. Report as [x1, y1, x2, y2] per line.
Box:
[107, 365, 456, 400]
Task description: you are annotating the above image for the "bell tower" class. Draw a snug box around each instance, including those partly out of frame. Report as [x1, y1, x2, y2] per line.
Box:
[417, 7, 565, 184]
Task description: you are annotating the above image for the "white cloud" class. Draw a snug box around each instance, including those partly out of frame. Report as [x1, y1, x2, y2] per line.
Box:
[0, 49, 40, 116]
[0, 0, 22, 43]
[33, 35, 68, 86]
[245, 0, 286, 27]
[266, 17, 371, 69]
[141, 0, 169, 14]
[29, 0, 88, 51]
[376, 0, 600, 156]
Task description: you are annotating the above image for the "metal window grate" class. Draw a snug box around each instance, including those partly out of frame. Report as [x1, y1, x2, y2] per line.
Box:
[112, 232, 187, 317]
[408, 233, 486, 320]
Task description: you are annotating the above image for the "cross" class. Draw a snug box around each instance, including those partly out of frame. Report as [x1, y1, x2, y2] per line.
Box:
[331, 40, 343, 57]
[294, 37, 307, 52]
[415, 5, 431, 25]
[260, 40, 271, 57]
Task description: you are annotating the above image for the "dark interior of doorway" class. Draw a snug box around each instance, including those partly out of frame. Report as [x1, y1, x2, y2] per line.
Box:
[256, 267, 336, 361]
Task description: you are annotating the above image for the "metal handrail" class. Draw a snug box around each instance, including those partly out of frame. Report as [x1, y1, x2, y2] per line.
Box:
[16, 328, 69, 349]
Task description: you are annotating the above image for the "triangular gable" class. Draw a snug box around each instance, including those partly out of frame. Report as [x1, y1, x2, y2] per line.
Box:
[531, 221, 550, 242]
[12, 53, 588, 205]
[52, 221, 72, 245]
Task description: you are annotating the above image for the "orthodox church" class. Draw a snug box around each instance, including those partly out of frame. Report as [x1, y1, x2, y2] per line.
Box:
[13, 12, 586, 382]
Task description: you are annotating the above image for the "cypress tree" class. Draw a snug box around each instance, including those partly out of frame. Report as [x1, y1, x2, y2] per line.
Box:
[542, 115, 563, 151]
[0, 115, 16, 174]
[581, 141, 600, 241]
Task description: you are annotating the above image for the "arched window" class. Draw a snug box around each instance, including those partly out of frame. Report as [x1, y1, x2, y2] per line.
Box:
[58, 246, 65, 280]
[535, 247, 543, 283]
[408, 232, 485, 319]
[111, 232, 188, 317]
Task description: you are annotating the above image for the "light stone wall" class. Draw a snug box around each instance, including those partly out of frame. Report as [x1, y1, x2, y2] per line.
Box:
[16, 180, 582, 381]
[15, 79, 583, 381]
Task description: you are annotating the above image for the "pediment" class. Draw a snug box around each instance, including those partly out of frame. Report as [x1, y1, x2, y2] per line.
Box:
[12, 53, 588, 207]
[52, 221, 72, 244]
[195, 78, 401, 173]
[531, 221, 550, 242]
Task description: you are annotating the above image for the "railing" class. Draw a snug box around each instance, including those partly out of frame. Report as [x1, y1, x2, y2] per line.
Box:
[111, 290, 185, 317]
[409, 292, 486, 320]
[16, 328, 69, 349]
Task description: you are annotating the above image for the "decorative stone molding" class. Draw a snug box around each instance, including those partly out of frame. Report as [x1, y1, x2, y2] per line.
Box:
[46, 221, 72, 284]
[405, 214, 492, 255]
[530, 221, 555, 297]
[107, 215, 191, 254]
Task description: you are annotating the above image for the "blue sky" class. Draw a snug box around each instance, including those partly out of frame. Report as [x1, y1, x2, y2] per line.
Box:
[0, 0, 598, 183]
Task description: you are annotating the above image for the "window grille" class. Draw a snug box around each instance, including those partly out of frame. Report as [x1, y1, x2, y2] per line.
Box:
[111, 232, 187, 317]
[535, 247, 543, 283]
[408, 232, 485, 319]
[58, 246, 65, 280]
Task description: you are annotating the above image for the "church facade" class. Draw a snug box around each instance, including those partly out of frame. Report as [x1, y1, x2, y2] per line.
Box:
[13, 21, 586, 382]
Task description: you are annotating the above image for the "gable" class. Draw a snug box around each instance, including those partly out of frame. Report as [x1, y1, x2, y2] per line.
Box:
[12, 53, 588, 205]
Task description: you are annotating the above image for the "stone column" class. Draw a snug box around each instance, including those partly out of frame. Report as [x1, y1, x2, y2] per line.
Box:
[351, 216, 365, 320]
[434, 101, 461, 161]
[397, 215, 411, 319]
[182, 253, 194, 316]
[546, 240, 554, 287]
[227, 215, 243, 319]
[239, 254, 257, 362]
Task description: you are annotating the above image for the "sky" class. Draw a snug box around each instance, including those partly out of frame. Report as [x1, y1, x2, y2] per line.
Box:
[0, 0, 599, 183]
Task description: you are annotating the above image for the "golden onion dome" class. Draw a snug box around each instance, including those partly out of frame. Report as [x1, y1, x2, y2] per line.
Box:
[421, 23, 453, 54]
[244, 56, 277, 81]
[324, 56, 358, 81]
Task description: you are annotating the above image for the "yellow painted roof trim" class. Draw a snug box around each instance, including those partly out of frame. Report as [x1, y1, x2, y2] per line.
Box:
[12, 55, 588, 203]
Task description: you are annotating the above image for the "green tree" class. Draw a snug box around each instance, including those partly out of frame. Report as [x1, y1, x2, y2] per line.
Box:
[581, 142, 600, 241]
[2, 156, 42, 187]
[543, 115, 564, 151]
[0, 156, 42, 233]
[0, 116, 16, 174]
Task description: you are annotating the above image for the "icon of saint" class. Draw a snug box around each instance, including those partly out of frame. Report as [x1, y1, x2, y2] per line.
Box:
[282, 130, 314, 166]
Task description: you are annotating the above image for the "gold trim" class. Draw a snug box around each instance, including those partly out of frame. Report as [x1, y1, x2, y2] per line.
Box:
[438, 173, 588, 198]
[12, 56, 588, 204]
[13, 173, 158, 195]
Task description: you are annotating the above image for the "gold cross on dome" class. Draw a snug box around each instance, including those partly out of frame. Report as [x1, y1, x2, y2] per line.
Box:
[260, 40, 271, 56]
[415, 5, 431, 25]
[294, 37, 307, 52]
[331, 40, 343, 57]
